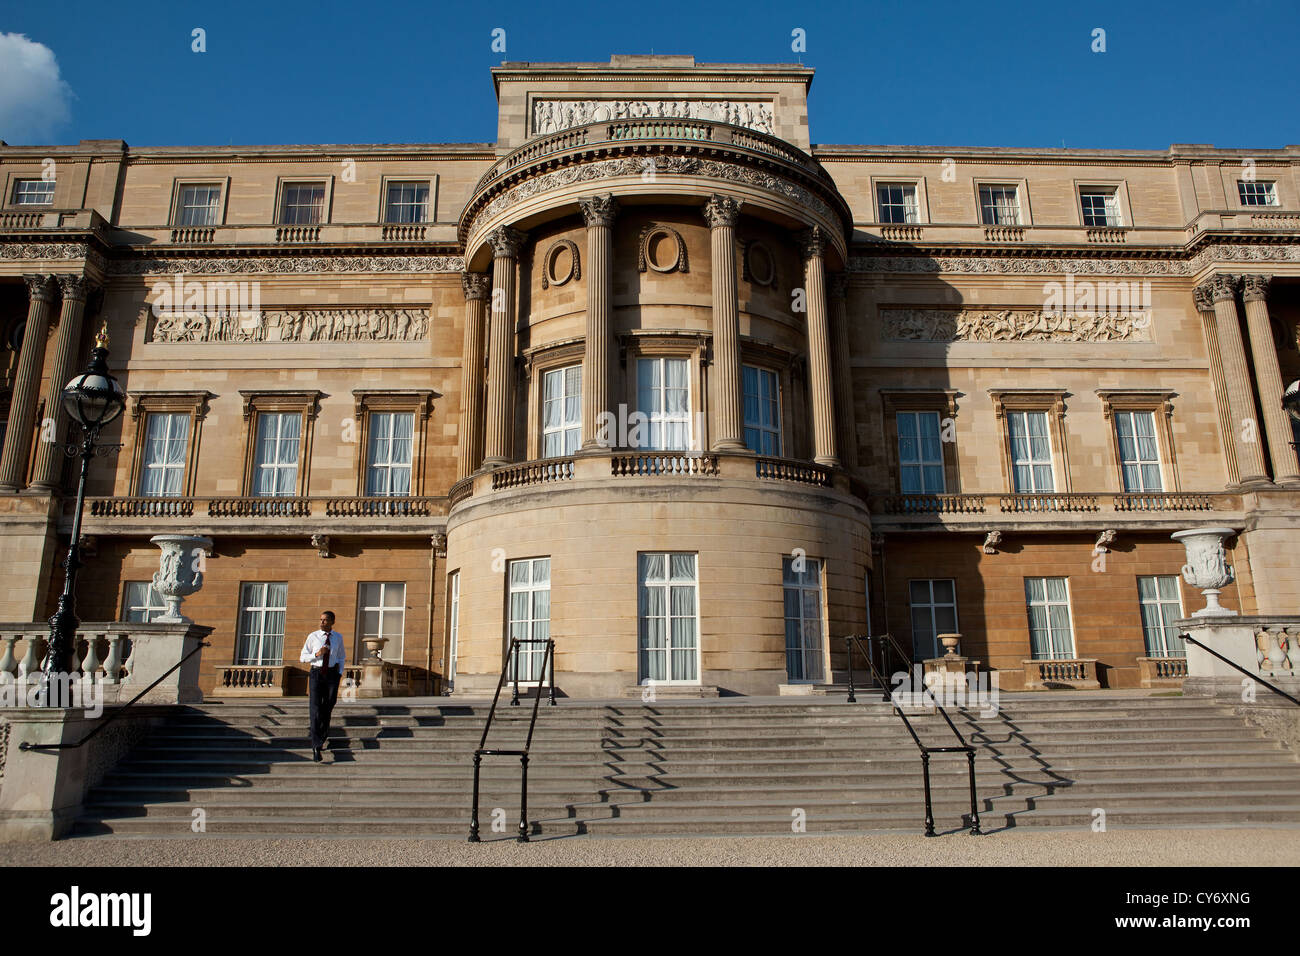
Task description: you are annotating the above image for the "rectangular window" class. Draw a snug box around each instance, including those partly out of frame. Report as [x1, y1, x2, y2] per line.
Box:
[638, 552, 699, 683]
[384, 181, 430, 223]
[12, 179, 54, 205]
[1115, 410, 1162, 492]
[877, 183, 919, 224]
[1008, 410, 1054, 492]
[897, 411, 945, 493]
[636, 357, 691, 451]
[1237, 180, 1278, 206]
[365, 411, 414, 496]
[279, 183, 326, 224]
[542, 365, 581, 458]
[357, 582, 406, 663]
[138, 412, 190, 496]
[176, 184, 222, 226]
[979, 185, 1021, 225]
[742, 365, 781, 456]
[1080, 187, 1121, 226]
[446, 571, 460, 691]
[1025, 577, 1074, 660]
[236, 582, 287, 666]
[1138, 575, 1185, 658]
[909, 579, 958, 661]
[507, 558, 550, 682]
[782, 557, 825, 681]
[122, 581, 168, 623]
[252, 412, 301, 497]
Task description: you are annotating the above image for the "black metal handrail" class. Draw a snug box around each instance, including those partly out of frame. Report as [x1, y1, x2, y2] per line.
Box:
[19, 641, 211, 751]
[1181, 632, 1299, 707]
[843, 633, 981, 837]
[468, 637, 556, 843]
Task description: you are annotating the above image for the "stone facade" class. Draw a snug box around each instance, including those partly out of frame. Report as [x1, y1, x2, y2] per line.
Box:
[0, 55, 1297, 697]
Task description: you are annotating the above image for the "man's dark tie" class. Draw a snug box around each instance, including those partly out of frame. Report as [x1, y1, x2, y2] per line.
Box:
[320, 634, 331, 670]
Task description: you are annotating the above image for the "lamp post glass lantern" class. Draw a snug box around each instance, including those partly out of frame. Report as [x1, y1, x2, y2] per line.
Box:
[40, 324, 125, 707]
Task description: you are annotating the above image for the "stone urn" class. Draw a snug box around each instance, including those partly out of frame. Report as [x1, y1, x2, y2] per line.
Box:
[362, 636, 389, 661]
[1171, 527, 1237, 617]
[149, 534, 214, 623]
[939, 633, 961, 657]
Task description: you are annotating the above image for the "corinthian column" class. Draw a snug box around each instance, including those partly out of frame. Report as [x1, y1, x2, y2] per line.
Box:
[1242, 275, 1300, 486]
[29, 275, 96, 492]
[0, 275, 57, 493]
[800, 228, 839, 468]
[703, 194, 745, 451]
[579, 194, 617, 451]
[482, 227, 524, 468]
[1199, 274, 1269, 487]
[828, 273, 857, 470]
[457, 272, 490, 478]
[1193, 283, 1239, 486]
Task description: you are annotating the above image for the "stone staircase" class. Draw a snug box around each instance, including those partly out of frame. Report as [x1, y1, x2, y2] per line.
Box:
[71, 695, 1300, 838]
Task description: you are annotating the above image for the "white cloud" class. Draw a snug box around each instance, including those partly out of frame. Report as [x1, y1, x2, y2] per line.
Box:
[0, 33, 73, 144]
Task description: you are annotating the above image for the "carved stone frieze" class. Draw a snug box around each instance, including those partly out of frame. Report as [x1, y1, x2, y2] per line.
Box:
[2, 243, 91, 262]
[473, 156, 838, 241]
[881, 307, 1152, 343]
[110, 255, 464, 276]
[533, 99, 774, 135]
[849, 243, 1300, 276]
[149, 308, 429, 343]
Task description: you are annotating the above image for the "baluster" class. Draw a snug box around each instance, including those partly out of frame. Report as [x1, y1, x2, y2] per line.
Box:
[0, 635, 17, 682]
[102, 634, 123, 685]
[18, 635, 44, 682]
[119, 637, 135, 685]
[81, 634, 101, 684]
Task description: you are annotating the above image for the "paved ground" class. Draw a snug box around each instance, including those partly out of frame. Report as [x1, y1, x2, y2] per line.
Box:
[2, 828, 1297, 867]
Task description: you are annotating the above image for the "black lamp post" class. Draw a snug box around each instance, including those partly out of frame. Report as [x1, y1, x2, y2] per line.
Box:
[40, 324, 125, 707]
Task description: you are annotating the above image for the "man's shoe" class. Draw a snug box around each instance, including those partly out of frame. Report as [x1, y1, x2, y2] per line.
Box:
[312, 747, 322, 762]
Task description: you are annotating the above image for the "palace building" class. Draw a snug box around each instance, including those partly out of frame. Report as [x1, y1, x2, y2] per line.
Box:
[0, 55, 1297, 699]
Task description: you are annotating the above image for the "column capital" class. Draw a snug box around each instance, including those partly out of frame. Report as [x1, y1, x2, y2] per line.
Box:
[702, 194, 741, 229]
[22, 274, 56, 302]
[798, 226, 825, 261]
[578, 193, 618, 228]
[487, 226, 525, 259]
[1242, 274, 1272, 303]
[461, 271, 490, 301]
[1200, 272, 1240, 303]
[56, 274, 94, 303]
[1192, 282, 1215, 314]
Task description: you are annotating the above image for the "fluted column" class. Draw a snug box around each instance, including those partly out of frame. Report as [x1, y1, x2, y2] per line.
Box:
[457, 272, 490, 478]
[1242, 275, 1300, 486]
[482, 227, 524, 468]
[1193, 283, 1240, 486]
[1201, 273, 1269, 486]
[29, 275, 95, 492]
[579, 194, 617, 450]
[800, 228, 839, 468]
[0, 275, 57, 493]
[703, 194, 745, 451]
[828, 273, 857, 470]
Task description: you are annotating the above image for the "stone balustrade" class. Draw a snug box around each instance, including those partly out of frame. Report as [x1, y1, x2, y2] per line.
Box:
[75, 495, 447, 536]
[213, 664, 289, 697]
[871, 490, 1243, 531]
[1022, 657, 1100, 690]
[0, 621, 210, 705]
[1181, 615, 1300, 700]
[1137, 655, 1189, 688]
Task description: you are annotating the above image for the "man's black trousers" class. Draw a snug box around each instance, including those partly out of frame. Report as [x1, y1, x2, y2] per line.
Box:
[308, 666, 341, 751]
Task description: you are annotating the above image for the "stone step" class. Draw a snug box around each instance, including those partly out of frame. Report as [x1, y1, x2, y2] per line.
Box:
[73, 803, 1300, 838]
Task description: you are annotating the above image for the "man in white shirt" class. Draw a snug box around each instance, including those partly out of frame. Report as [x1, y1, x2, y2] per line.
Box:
[299, 610, 346, 762]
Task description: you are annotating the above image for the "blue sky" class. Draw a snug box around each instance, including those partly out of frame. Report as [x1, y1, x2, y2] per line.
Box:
[2, 0, 1297, 150]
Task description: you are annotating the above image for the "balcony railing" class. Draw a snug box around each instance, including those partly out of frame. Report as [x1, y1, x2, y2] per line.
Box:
[754, 457, 831, 487]
[77, 495, 447, 531]
[611, 453, 719, 477]
[491, 458, 576, 490]
[871, 491, 1241, 524]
